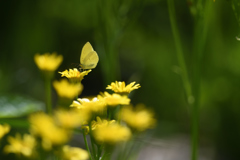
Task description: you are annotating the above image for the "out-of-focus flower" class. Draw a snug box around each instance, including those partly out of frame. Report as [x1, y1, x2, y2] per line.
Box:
[97, 92, 130, 107]
[4, 133, 36, 157]
[62, 145, 89, 160]
[29, 112, 69, 150]
[70, 97, 106, 112]
[119, 104, 156, 132]
[92, 122, 131, 144]
[59, 68, 91, 83]
[91, 117, 115, 130]
[82, 117, 115, 135]
[34, 53, 63, 72]
[53, 79, 83, 99]
[0, 124, 10, 139]
[54, 109, 89, 128]
[106, 81, 140, 94]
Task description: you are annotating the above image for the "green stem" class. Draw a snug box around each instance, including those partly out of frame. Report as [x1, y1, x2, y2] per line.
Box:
[167, 1, 211, 160]
[107, 108, 112, 120]
[101, 150, 111, 160]
[45, 77, 52, 115]
[167, 0, 192, 102]
[101, 151, 107, 160]
[83, 131, 93, 160]
[191, 2, 211, 160]
[97, 145, 103, 160]
[89, 125, 97, 160]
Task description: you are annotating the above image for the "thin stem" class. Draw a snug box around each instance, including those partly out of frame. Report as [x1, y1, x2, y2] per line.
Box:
[101, 151, 111, 160]
[83, 132, 93, 160]
[191, 1, 211, 160]
[231, 0, 240, 28]
[167, 0, 192, 102]
[44, 77, 52, 115]
[89, 124, 97, 160]
[97, 145, 103, 160]
[101, 151, 108, 160]
[167, 1, 211, 160]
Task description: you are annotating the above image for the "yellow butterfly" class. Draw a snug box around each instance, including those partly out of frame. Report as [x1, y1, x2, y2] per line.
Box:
[80, 42, 99, 69]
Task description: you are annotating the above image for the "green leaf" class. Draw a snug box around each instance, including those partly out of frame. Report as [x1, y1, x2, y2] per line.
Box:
[0, 95, 45, 118]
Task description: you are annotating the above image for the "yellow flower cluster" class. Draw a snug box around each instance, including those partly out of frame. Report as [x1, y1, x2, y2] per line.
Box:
[29, 112, 69, 150]
[30, 45, 156, 160]
[4, 134, 36, 157]
[0, 124, 10, 139]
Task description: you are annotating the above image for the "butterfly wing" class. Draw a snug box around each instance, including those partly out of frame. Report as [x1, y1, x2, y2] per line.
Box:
[80, 51, 99, 69]
[80, 42, 94, 64]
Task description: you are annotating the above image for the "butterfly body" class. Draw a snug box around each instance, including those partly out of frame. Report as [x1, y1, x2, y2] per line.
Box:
[80, 42, 99, 69]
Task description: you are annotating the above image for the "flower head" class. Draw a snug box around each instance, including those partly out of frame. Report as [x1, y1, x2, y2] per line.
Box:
[119, 104, 156, 132]
[0, 124, 10, 139]
[106, 81, 141, 94]
[59, 68, 91, 83]
[54, 109, 89, 129]
[53, 79, 83, 99]
[97, 92, 130, 107]
[91, 117, 116, 130]
[62, 145, 89, 160]
[29, 112, 69, 150]
[34, 52, 63, 72]
[82, 117, 115, 134]
[92, 122, 131, 144]
[4, 133, 36, 157]
[70, 97, 106, 113]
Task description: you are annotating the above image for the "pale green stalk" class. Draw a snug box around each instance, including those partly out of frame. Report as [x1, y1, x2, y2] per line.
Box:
[97, 144, 103, 160]
[83, 131, 93, 160]
[167, 1, 211, 160]
[44, 77, 52, 115]
[89, 124, 97, 160]
[192, 1, 211, 160]
[168, 0, 210, 160]
[167, 0, 192, 101]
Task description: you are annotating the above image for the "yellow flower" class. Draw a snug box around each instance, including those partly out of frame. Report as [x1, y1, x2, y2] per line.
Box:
[91, 117, 116, 130]
[59, 68, 91, 83]
[0, 124, 10, 139]
[29, 112, 69, 150]
[92, 122, 131, 144]
[4, 133, 36, 157]
[54, 109, 89, 128]
[97, 92, 130, 107]
[106, 81, 141, 94]
[62, 145, 89, 160]
[119, 104, 156, 132]
[53, 79, 83, 99]
[82, 117, 116, 134]
[70, 97, 106, 112]
[34, 52, 63, 71]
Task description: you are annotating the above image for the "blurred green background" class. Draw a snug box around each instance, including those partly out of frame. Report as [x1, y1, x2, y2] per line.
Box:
[1, 0, 240, 159]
